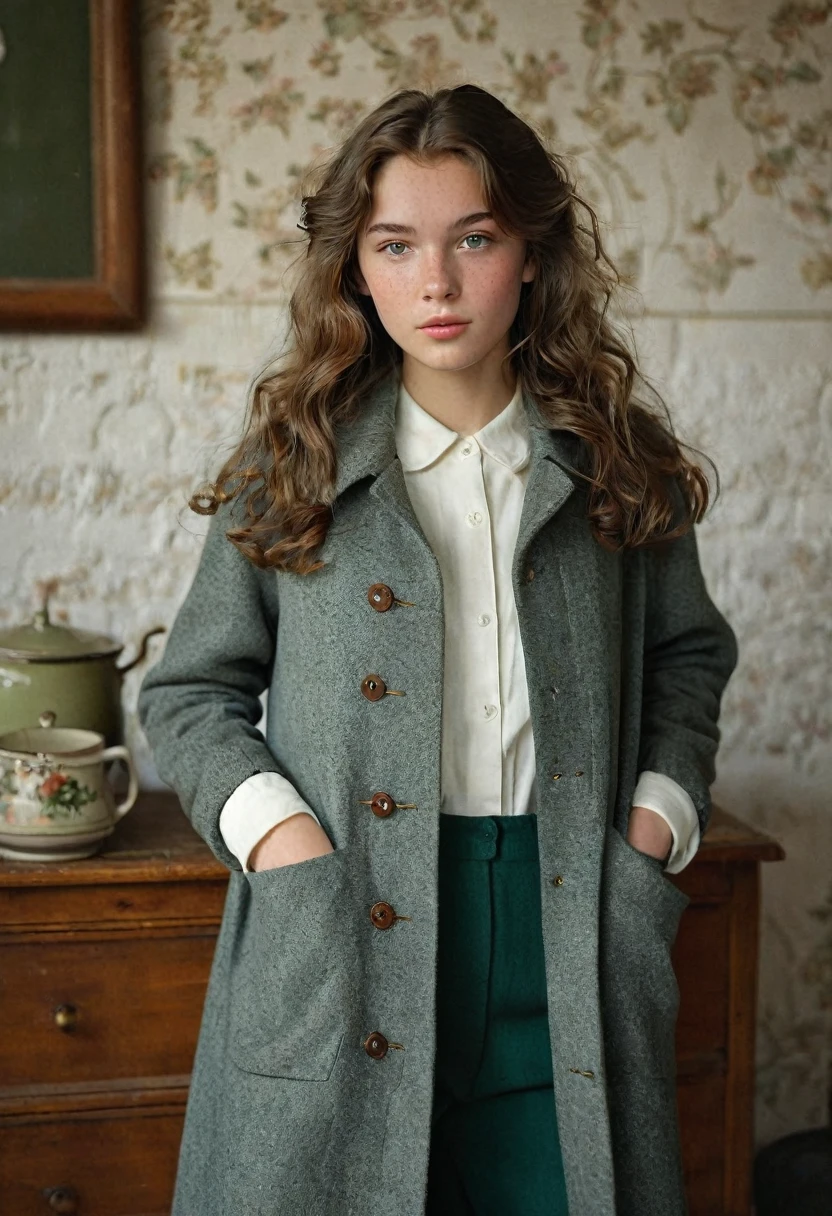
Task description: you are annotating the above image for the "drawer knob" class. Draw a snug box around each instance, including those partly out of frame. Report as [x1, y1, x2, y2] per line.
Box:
[43, 1185, 79, 1212]
[53, 1003, 78, 1032]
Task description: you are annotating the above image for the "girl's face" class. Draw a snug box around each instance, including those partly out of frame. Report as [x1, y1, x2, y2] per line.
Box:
[354, 154, 535, 378]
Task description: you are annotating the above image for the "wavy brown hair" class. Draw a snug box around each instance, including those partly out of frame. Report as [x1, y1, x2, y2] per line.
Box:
[191, 83, 718, 574]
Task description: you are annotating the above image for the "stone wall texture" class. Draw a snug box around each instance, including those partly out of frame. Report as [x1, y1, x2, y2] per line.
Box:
[1, 0, 830, 1153]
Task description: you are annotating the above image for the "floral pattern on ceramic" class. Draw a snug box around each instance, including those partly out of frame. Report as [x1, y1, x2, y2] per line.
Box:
[0, 758, 98, 826]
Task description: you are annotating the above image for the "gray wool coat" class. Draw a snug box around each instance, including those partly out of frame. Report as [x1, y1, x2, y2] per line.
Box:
[137, 369, 739, 1216]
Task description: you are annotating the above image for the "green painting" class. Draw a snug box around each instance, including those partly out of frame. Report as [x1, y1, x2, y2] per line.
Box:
[0, 0, 94, 279]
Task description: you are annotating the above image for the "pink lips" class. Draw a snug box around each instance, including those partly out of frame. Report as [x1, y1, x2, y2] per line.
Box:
[419, 322, 470, 339]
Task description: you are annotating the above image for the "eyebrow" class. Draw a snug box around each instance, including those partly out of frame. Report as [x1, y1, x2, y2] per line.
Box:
[364, 210, 495, 237]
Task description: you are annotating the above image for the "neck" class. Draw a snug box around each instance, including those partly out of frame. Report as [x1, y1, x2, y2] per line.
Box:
[399, 349, 518, 435]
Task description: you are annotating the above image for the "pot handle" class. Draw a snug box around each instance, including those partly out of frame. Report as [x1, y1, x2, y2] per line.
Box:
[101, 746, 139, 819]
[116, 625, 167, 677]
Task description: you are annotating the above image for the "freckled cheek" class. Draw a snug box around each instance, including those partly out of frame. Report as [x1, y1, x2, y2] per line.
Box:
[469, 262, 524, 317]
[376, 273, 409, 304]
[365, 270, 417, 324]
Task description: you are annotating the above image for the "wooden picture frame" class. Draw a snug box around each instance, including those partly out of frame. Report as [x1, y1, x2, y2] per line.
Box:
[0, 0, 144, 331]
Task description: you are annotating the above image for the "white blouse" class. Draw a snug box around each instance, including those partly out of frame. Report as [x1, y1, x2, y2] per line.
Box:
[219, 377, 700, 873]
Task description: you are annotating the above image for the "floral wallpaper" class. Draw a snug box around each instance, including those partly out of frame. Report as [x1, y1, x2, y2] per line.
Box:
[0, 0, 830, 1157]
[141, 0, 831, 304]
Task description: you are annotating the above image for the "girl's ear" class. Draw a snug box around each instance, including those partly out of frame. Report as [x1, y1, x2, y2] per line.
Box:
[522, 252, 536, 284]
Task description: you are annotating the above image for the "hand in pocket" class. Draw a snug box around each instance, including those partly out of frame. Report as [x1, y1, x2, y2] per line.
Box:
[627, 805, 673, 863]
[248, 812, 334, 872]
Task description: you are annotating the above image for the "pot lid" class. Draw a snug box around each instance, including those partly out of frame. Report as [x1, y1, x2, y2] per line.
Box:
[0, 604, 123, 663]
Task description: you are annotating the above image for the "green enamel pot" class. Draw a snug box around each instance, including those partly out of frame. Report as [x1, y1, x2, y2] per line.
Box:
[0, 596, 165, 747]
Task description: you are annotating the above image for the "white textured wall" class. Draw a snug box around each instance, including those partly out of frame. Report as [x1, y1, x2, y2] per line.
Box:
[1, 0, 830, 1149]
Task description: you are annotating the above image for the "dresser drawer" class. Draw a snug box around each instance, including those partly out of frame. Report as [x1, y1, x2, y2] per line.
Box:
[0, 1107, 182, 1215]
[0, 932, 216, 1088]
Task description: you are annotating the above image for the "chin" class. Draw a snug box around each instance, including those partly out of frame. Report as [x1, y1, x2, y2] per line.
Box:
[400, 339, 492, 372]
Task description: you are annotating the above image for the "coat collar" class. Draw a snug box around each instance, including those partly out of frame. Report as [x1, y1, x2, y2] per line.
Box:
[332, 367, 584, 573]
[333, 367, 582, 494]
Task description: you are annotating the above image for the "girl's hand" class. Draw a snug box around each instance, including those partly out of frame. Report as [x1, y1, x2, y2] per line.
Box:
[248, 812, 335, 872]
[626, 805, 673, 865]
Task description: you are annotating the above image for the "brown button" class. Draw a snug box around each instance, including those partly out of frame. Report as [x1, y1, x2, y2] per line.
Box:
[370, 901, 396, 930]
[364, 1031, 388, 1059]
[370, 791, 395, 818]
[368, 583, 394, 612]
[526, 566, 535, 582]
[361, 674, 387, 701]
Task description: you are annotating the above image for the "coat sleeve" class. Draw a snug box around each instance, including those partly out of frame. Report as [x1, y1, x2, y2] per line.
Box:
[636, 477, 739, 840]
[136, 496, 289, 871]
[219, 772, 320, 873]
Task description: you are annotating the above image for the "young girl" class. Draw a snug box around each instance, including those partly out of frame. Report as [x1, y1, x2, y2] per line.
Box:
[138, 83, 738, 1216]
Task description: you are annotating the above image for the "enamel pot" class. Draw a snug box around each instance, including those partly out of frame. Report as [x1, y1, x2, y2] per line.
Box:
[0, 593, 166, 747]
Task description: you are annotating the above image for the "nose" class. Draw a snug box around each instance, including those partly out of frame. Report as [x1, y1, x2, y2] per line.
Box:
[421, 247, 459, 300]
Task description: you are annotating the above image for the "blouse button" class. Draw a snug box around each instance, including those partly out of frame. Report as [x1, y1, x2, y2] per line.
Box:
[368, 583, 394, 612]
[370, 792, 395, 818]
[477, 613, 490, 626]
[466, 511, 483, 527]
[364, 1031, 389, 1059]
[361, 674, 387, 701]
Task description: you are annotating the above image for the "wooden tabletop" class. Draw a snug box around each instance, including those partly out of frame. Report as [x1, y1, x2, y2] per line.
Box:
[698, 805, 786, 863]
[0, 792, 222, 887]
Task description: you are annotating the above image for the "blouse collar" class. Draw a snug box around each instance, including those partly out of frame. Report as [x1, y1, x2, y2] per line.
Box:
[395, 376, 531, 474]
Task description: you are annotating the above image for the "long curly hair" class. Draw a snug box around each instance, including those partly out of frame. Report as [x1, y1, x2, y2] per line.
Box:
[192, 83, 718, 575]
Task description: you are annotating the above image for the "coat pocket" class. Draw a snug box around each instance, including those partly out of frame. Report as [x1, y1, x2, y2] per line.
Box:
[228, 846, 357, 1081]
[599, 825, 690, 1079]
[608, 825, 691, 922]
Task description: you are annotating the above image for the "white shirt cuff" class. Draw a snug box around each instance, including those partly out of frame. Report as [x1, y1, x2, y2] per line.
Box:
[632, 769, 700, 873]
[218, 772, 321, 873]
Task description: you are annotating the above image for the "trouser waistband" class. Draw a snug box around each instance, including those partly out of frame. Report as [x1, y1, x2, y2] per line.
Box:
[437, 811, 539, 861]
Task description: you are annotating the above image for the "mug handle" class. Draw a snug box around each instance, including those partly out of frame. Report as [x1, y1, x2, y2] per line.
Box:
[100, 746, 139, 819]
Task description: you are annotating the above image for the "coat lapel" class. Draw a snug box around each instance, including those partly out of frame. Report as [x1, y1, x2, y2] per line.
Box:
[511, 393, 584, 579]
[332, 371, 400, 500]
[332, 368, 585, 566]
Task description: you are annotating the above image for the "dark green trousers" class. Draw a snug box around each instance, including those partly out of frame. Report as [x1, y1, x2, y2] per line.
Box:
[426, 813, 569, 1215]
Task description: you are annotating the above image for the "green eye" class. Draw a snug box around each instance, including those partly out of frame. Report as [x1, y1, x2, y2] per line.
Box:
[381, 233, 492, 257]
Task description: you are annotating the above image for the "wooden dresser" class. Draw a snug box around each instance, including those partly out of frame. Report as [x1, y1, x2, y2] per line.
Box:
[0, 793, 784, 1215]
